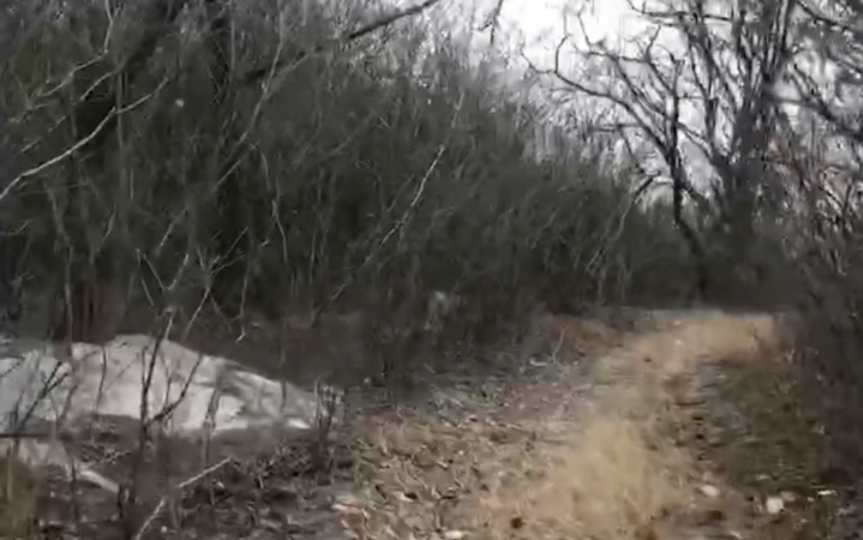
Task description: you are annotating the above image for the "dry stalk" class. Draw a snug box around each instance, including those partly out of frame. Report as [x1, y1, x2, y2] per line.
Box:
[312, 144, 446, 322]
[308, 378, 345, 473]
[131, 457, 232, 540]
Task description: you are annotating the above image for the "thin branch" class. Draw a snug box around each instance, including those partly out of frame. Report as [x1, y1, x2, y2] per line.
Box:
[241, 0, 444, 85]
[0, 82, 165, 204]
[132, 457, 232, 540]
[312, 145, 446, 320]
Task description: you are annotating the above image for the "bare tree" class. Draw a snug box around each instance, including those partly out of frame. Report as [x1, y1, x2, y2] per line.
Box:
[0, 0, 449, 339]
[779, 0, 863, 298]
[531, 0, 799, 299]
[792, 0, 863, 143]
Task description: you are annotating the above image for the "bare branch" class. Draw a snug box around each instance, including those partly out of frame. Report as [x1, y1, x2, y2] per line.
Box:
[241, 0, 445, 86]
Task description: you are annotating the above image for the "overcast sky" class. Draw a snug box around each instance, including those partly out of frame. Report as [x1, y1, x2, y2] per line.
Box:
[490, 0, 641, 60]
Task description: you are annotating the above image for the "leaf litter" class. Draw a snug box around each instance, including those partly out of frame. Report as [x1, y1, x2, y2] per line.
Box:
[341, 310, 850, 540]
[2, 309, 852, 539]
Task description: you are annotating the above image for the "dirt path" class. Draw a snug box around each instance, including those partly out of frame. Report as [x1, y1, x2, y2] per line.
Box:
[341, 310, 852, 540]
[15, 309, 844, 539]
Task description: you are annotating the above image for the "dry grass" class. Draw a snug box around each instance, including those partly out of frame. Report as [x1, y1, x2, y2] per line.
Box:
[467, 313, 726, 540]
[473, 416, 690, 540]
[343, 310, 803, 540]
[346, 384, 693, 540]
[624, 312, 790, 374]
[522, 311, 635, 365]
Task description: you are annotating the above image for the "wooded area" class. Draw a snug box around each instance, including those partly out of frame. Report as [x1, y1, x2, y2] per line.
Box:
[3, 0, 863, 537]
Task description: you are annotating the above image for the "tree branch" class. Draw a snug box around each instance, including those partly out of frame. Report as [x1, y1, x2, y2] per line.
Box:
[241, 0, 444, 86]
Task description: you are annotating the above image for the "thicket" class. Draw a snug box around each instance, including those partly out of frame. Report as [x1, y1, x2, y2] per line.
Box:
[0, 0, 705, 352]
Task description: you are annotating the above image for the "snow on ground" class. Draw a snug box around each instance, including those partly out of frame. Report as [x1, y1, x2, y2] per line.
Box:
[0, 334, 332, 491]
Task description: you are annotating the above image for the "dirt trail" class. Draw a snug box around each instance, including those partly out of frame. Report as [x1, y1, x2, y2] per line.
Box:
[5, 309, 845, 540]
[344, 310, 847, 540]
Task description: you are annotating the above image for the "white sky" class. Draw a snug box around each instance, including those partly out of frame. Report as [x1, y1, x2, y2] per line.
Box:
[397, 0, 638, 62]
[491, 0, 639, 61]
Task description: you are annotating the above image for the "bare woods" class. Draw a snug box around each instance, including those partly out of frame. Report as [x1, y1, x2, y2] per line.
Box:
[0, 0, 861, 463]
[0, 0, 683, 387]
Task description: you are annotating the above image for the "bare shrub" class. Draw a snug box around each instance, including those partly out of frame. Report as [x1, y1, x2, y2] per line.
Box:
[767, 92, 863, 479]
[0, 0, 699, 363]
[0, 0, 721, 532]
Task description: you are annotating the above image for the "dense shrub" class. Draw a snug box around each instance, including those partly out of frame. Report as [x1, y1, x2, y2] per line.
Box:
[0, 0, 701, 339]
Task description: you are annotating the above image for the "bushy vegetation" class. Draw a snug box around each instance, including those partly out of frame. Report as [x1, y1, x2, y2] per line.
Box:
[0, 0, 837, 394]
[0, 0, 706, 349]
[7, 0, 863, 536]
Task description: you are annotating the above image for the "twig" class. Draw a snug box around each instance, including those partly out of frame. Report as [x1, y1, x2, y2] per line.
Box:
[0, 106, 116, 204]
[132, 457, 232, 540]
[0, 80, 165, 204]
[241, 0, 445, 85]
[311, 145, 446, 320]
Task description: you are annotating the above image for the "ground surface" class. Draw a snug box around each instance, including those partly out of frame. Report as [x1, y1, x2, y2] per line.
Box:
[3, 309, 858, 539]
[338, 309, 858, 540]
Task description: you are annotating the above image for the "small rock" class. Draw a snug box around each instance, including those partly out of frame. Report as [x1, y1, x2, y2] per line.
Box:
[766, 496, 784, 514]
[444, 531, 466, 540]
[700, 484, 721, 498]
[332, 493, 363, 513]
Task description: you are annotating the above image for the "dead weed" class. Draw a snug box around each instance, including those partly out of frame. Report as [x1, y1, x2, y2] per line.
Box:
[0, 453, 42, 538]
[347, 411, 538, 540]
[473, 414, 690, 540]
[687, 356, 853, 539]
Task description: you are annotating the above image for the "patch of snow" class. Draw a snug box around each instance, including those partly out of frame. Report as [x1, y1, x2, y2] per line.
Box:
[0, 334, 335, 491]
[700, 484, 720, 498]
[765, 496, 785, 514]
